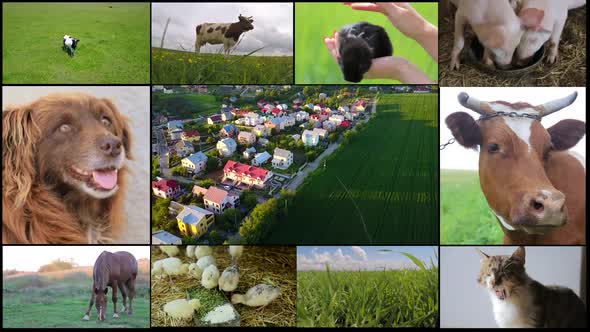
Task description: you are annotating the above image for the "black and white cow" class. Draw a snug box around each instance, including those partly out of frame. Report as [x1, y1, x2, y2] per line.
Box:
[195, 14, 254, 57]
[63, 35, 80, 57]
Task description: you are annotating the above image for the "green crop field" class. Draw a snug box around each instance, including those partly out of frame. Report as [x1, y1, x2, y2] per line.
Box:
[152, 48, 293, 84]
[152, 92, 220, 119]
[440, 169, 502, 244]
[268, 93, 438, 244]
[2, 268, 150, 328]
[295, 3, 438, 84]
[297, 253, 438, 328]
[2, 3, 150, 84]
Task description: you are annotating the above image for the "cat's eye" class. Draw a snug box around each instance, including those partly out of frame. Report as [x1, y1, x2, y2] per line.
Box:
[101, 116, 112, 127]
[59, 124, 72, 133]
[487, 143, 500, 153]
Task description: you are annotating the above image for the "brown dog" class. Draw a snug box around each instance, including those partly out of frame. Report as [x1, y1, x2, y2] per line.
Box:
[2, 93, 132, 244]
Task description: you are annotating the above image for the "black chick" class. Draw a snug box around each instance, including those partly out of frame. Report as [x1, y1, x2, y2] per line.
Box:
[338, 22, 393, 83]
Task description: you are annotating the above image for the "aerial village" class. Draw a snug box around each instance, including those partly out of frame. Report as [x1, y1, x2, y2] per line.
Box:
[151, 85, 433, 244]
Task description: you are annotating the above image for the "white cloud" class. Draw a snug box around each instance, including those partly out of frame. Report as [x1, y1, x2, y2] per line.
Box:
[351, 246, 368, 261]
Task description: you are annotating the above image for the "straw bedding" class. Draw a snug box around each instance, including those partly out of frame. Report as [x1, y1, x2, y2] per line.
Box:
[150, 245, 296, 327]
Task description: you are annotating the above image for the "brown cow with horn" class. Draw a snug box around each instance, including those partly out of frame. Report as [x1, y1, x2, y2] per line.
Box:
[445, 91, 585, 244]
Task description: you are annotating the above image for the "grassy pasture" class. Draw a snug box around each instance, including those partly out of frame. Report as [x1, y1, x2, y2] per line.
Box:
[2, 266, 150, 328]
[2, 3, 150, 84]
[297, 252, 438, 327]
[151, 48, 293, 84]
[440, 169, 502, 244]
[267, 93, 438, 244]
[295, 2, 438, 84]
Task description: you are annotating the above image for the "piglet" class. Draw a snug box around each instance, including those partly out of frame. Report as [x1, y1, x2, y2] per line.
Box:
[450, 0, 543, 69]
[515, 0, 586, 65]
[338, 22, 393, 83]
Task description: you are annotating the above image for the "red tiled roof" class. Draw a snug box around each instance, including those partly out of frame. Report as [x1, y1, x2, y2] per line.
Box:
[224, 160, 269, 180]
[271, 108, 281, 115]
[152, 179, 179, 191]
[341, 120, 351, 127]
[183, 130, 200, 137]
[203, 186, 229, 205]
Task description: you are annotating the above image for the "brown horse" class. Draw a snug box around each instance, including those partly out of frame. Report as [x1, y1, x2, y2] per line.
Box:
[83, 251, 138, 321]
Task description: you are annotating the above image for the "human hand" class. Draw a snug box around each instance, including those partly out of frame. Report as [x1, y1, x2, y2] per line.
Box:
[343, 2, 438, 60]
[324, 31, 433, 84]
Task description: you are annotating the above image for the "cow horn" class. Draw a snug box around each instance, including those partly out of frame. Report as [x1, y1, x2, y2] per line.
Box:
[539, 92, 578, 117]
[457, 92, 486, 115]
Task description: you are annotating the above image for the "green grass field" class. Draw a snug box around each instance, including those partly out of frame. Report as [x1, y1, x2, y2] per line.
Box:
[3, 268, 150, 328]
[295, 3, 438, 84]
[268, 93, 438, 244]
[152, 92, 220, 118]
[297, 253, 438, 328]
[151, 48, 293, 84]
[2, 3, 150, 84]
[440, 169, 503, 244]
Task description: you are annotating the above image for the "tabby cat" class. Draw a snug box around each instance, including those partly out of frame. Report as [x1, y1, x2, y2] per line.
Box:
[477, 246, 586, 328]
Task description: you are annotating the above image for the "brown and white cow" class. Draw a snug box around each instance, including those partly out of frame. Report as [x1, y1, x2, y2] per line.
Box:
[195, 14, 254, 57]
[446, 91, 586, 244]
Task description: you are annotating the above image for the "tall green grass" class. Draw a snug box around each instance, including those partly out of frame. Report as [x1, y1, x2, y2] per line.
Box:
[440, 169, 502, 244]
[295, 3, 438, 84]
[297, 252, 438, 327]
[151, 48, 293, 84]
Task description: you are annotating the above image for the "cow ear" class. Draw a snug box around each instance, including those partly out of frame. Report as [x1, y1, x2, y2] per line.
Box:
[519, 7, 544, 30]
[445, 112, 482, 149]
[547, 119, 586, 150]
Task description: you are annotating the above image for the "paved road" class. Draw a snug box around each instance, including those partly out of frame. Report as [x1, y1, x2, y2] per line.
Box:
[283, 98, 378, 192]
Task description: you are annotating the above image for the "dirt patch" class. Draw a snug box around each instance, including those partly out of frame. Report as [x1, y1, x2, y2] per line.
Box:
[439, 5, 586, 87]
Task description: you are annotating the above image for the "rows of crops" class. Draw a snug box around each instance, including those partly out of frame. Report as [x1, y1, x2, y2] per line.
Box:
[269, 93, 438, 244]
[297, 252, 438, 327]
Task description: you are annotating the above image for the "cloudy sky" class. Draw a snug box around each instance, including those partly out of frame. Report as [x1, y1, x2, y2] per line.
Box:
[440, 87, 586, 170]
[152, 3, 293, 56]
[297, 246, 437, 271]
[3, 246, 150, 272]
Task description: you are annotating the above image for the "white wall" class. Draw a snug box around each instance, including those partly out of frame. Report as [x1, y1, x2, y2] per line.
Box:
[441, 246, 583, 328]
[2, 86, 150, 244]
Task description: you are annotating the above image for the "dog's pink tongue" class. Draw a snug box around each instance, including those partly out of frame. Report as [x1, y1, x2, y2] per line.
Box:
[92, 170, 118, 189]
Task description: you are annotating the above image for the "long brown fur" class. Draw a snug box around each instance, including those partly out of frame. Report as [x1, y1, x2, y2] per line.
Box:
[2, 93, 132, 244]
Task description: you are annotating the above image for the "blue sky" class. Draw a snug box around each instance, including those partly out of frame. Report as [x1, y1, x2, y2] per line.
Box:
[297, 246, 437, 271]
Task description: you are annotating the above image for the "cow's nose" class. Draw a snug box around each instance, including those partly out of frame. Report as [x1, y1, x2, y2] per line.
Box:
[527, 190, 567, 224]
[99, 136, 122, 157]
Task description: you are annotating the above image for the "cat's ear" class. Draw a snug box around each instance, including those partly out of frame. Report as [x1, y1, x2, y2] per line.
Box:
[476, 248, 489, 261]
[511, 246, 526, 264]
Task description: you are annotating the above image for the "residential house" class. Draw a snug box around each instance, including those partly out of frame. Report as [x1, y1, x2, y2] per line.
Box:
[301, 130, 320, 146]
[244, 112, 263, 126]
[243, 147, 256, 159]
[329, 114, 345, 126]
[271, 108, 283, 117]
[353, 104, 365, 112]
[313, 127, 328, 138]
[221, 111, 234, 122]
[170, 128, 183, 140]
[295, 111, 310, 122]
[279, 116, 296, 127]
[167, 120, 184, 132]
[223, 160, 273, 189]
[192, 185, 208, 197]
[175, 140, 195, 157]
[258, 138, 269, 146]
[207, 114, 223, 125]
[203, 186, 240, 214]
[176, 205, 215, 238]
[253, 124, 268, 137]
[251, 151, 272, 166]
[340, 120, 352, 128]
[323, 120, 337, 132]
[272, 148, 293, 170]
[238, 131, 256, 145]
[217, 138, 237, 157]
[338, 105, 350, 113]
[313, 105, 322, 112]
[319, 92, 327, 99]
[181, 130, 200, 142]
[291, 134, 301, 141]
[265, 118, 282, 132]
[220, 124, 239, 138]
[181, 151, 208, 173]
[152, 178, 182, 198]
[169, 201, 185, 215]
[152, 230, 182, 244]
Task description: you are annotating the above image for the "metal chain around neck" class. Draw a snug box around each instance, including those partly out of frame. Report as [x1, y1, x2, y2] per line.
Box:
[440, 138, 455, 150]
[478, 111, 541, 121]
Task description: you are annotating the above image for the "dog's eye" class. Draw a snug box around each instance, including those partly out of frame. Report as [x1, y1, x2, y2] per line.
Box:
[101, 117, 112, 127]
[59, 124, 72, 133]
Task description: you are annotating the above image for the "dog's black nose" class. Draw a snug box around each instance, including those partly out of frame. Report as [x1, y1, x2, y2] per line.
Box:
[99, 136, 122, 157]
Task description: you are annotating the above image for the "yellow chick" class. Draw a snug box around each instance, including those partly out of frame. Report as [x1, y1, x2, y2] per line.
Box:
[163, 298, 201, 320]
[218, 265, 240, 292]
[231, 284, 281, 307]
[159, 245, 179, 257]
[201, 265, 220, 289]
